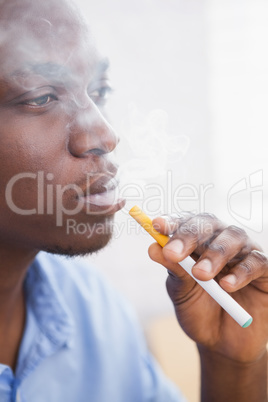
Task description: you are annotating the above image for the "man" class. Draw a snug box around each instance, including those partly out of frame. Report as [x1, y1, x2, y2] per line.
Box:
[0, 0, 267, 401]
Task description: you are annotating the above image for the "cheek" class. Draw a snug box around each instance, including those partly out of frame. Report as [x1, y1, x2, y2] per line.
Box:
[0, 111, 68, 180]
[0, 112, 71, 212]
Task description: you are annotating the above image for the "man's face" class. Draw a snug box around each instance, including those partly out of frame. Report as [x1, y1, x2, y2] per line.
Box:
[0, 0, 124, 255]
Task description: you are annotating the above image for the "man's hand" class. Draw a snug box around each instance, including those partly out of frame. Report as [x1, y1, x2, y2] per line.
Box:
[148, 213, 268, 379]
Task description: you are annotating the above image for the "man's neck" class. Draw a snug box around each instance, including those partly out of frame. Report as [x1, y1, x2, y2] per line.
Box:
[0, 244, 37, 371]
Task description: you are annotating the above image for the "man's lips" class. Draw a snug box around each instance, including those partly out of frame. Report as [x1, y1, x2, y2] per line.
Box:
[80, 174, 119, 196]
[77, 176, 125, 213]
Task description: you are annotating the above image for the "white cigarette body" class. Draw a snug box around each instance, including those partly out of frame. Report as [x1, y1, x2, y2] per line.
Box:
[129, 205, 253, 328]
[179, 256, 252, 328]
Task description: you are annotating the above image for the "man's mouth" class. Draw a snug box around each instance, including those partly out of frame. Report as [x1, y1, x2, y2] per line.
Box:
[77, 175, 125, 213]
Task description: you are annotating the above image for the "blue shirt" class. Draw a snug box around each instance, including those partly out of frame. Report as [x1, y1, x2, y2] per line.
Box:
[0, 252, 186, 402]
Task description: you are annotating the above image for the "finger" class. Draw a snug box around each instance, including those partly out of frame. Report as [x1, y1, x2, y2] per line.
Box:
[152, 212, 193, 236]
[219, 250, 268, 293]
[192, 225, 249, 281]
[162, 213, 225, 263]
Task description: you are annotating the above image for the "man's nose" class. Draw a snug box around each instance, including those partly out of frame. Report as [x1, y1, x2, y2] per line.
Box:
[67, 102, 119, 157]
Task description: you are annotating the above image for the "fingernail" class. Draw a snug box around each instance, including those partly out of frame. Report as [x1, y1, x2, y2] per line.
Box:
[157, 216, 177, 232]
[223, 274, 237, 286]
[196, 259, 212, 274]
[165, 239, 184, 257]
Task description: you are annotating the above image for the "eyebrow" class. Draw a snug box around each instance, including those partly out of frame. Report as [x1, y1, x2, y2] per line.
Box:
[10, 58, 110, 82]
[11, 62, 72, 82]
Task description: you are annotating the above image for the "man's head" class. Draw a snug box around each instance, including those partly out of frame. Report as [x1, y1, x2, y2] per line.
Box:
[0, 0, 124, 256]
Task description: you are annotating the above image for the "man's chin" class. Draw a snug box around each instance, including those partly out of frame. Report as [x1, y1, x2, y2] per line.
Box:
[40, 233, 113, 258]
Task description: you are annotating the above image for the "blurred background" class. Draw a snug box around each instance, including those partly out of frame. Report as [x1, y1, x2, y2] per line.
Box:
[76, 0, 268, 400]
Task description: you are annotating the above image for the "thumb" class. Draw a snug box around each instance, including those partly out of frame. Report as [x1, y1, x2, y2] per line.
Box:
[148, 242, 192, 282]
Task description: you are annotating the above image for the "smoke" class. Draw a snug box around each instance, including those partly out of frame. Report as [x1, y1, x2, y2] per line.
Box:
[117, 105, 190, 186]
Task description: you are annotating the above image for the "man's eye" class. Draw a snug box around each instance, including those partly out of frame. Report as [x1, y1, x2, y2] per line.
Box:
[24, 94, 57, 107]
[89, 86, 112, 106]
